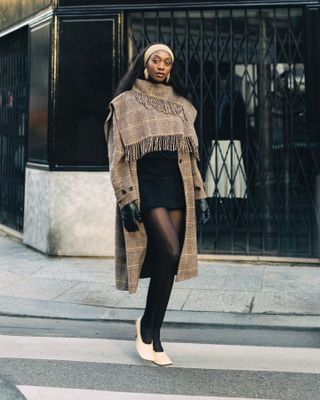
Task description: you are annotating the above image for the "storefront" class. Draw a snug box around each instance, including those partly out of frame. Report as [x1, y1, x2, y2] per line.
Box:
[1, 0, 320, 258]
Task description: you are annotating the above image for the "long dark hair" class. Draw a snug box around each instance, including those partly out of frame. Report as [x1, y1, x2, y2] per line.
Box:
[113, 42, 188, 99]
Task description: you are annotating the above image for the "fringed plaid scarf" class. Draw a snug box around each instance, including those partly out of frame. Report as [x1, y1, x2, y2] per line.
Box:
[109, 79, 199, 161]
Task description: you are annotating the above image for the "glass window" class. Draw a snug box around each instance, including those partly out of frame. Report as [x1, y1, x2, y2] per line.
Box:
[28, 22, 50, 164]
[55, 19, 115, 168]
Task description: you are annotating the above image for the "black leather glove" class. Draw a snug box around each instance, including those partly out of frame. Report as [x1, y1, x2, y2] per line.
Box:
[120, 201, 142, 232]
[196, 199, 210, 224]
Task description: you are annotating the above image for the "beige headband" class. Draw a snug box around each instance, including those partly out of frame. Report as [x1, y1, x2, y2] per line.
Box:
[144, 44, 174, 66]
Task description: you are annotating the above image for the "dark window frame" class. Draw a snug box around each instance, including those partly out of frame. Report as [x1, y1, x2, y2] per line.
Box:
[50, 14, 120, 171]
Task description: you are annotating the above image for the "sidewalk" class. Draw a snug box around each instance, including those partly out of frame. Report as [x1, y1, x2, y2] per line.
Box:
[0, 231, 319, 329]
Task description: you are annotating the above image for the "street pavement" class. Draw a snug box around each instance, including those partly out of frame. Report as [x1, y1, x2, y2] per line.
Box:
[0, 378, 26, 399]
[0, 231, 319, 329]
[0, 323, 319, 400]
[0, 335, 319, 399]
[0, 230, 320, 399]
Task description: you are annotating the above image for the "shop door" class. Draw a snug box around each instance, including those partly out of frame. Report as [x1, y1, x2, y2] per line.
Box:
[125, 7, 319, 257]
[0, 28, 28, 232]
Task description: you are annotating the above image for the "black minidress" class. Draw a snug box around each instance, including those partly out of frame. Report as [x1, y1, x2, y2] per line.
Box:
[137, 151, 186, 211]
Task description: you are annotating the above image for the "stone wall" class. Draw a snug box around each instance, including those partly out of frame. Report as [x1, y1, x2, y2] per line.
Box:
[23, 168, 115, 256]
[0, 0, 52, 31]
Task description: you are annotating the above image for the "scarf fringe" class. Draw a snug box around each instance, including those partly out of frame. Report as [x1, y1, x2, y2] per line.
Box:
[133, 91, 188, 122]
[125, 135, 199, 162]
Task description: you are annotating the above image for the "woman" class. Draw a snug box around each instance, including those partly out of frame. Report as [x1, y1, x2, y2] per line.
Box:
[105, 43, 210, 366]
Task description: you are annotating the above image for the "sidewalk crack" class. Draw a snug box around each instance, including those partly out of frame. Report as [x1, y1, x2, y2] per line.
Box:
[180, 289, 192, 311]
[248, 295, 255, 313]
[52, 281, 81, 300]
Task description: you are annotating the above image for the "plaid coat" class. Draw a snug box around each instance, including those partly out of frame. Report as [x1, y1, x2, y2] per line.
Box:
[105, 80, 207, 294]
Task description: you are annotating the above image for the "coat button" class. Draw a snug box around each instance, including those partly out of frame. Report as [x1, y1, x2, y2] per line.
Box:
[121, 189, 127, 195]
[195, 186, 201, 191]
[129, 186, 133, 191]
[179, 159, 183, 163]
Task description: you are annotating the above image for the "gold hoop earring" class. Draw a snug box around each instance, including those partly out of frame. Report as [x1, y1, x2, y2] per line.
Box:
[166, 73, 170, 83]
[144, 68, 149, 80]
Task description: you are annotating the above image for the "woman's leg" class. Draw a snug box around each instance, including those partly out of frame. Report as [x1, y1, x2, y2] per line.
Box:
[140, 207, 185, 352]
[152, 208, 185, 352]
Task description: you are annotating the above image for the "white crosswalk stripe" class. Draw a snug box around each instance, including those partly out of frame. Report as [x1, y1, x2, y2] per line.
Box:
[0, 335, 319, 374]
[0, 334, 317, 400]
[17, 386, 274, 400]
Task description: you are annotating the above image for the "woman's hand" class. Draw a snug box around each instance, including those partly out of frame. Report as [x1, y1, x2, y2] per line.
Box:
[120, 202, 142, 232]
[196, 199, 210, 224]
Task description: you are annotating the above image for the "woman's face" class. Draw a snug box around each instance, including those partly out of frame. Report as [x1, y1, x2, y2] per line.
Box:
[145, 50, 173, 83]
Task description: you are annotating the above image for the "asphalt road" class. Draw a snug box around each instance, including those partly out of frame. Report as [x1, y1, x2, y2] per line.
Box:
[0, 316, 318, 348]
[0, 316, 319, 400]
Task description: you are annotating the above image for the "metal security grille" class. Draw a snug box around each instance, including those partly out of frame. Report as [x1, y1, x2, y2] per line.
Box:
[0, 29, 28, 232]
[126, 8, 320, 257]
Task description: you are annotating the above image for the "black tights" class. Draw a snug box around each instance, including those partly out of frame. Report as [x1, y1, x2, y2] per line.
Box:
[140, 207, 185, 352]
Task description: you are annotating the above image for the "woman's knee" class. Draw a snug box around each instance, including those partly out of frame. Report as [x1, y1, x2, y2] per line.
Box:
[162, 242, 181, 268]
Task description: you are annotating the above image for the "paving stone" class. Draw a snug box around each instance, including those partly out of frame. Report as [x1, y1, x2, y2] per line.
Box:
[135, 277, 150, 288]
[182, 289, 254, 313]
[33, 259, 114, 274]
[168, 289, 191, 310]
[253, 291, 320, 315]
[223, 270, 264, 291]
[175, 275, 227, 290]
[0, 262, 46, 276]
[52, 257, 113, 269]
[0, 277, 79, 300]
[114, 287, 191, 311]
[55, 282, 125, 307]
[33, 269, 113, 283]
[226, 264, 266, 274]
[0, 296, 105, 319]
[30, 258, 114, 283]
[262, 267, 320, 293]
[198, 262, 231, 274]
[0, 271, 24, 289]
[175, 264, 228, 289]
[113, 287, 148, 309]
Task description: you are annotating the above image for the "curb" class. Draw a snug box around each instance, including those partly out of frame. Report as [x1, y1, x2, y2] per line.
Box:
[0, 296, 319, 331]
